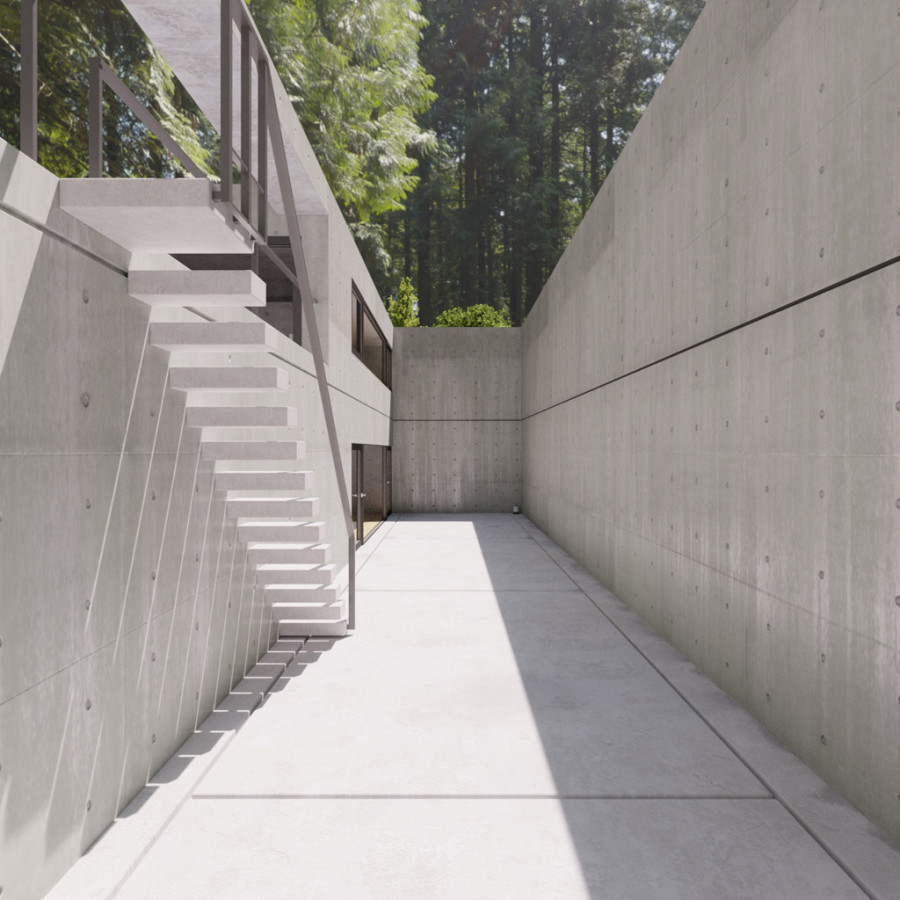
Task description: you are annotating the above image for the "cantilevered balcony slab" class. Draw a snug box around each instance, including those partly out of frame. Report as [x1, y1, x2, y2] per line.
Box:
[150, 322, 278, 352]
[129, 269, 265, 307]
[169, 366, 289, 392]
[59, 178, 251, 254]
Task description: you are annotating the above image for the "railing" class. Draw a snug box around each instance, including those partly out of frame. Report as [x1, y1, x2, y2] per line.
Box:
[219, 0, 356, 628]
[88, 56, 206, 179]
[15, 0, 356, 629]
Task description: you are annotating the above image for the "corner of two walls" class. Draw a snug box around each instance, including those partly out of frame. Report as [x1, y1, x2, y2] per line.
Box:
[391, 327, 522, 513]
[521, 0, 900, 844]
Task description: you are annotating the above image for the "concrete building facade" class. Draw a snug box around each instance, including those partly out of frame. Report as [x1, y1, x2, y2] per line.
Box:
[1, 0, 899, 897]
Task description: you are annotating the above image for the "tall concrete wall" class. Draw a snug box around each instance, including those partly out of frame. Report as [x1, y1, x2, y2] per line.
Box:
[0, 132, 390, 898]
[522, 0, 900, 844]
[392, 328, 521, 512]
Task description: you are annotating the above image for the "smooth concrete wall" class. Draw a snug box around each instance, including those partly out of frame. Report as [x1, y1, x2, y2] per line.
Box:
[0, 133, 391, 898]
[522, 0, 900, 844]
[392, 328, 521, 512]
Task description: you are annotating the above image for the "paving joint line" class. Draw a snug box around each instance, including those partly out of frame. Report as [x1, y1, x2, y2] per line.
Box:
[518, 516, 880, 900]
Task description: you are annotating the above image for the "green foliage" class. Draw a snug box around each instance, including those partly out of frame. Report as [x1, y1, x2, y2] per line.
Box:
[0, 0, 216, 178]
[250, 0, 436, 225]
[434, 304, 511, 327]
[386, 277, 420, 326]
[378, 0, 705, 324]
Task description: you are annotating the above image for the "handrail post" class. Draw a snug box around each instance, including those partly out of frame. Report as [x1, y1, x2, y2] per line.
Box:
[88, 57, 103, 177]
[240, 23, 252, 221]
[20, 0, 38, 159]
[220, 0, 233, 203]
[257, 61, 268, 237]
[265, 76, 356, 630]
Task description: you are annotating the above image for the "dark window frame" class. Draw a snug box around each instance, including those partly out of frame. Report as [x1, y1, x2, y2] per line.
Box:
[351, 282, 391, 388]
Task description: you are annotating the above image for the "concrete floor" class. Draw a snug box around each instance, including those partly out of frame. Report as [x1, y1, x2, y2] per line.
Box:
[48, 514, 900, 899]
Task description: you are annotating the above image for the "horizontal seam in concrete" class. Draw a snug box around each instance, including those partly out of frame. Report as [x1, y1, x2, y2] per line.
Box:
[393, 418, 521, 423]
[0, 197, 128, 276]
[522, 253, 900, 423]
[520, 518, 881, 900]
[190, 793, 776, 801]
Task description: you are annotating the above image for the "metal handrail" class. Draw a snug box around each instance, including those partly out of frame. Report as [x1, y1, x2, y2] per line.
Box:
[88, 56, 206, 179]
[221, 0, 356, 628]
[20, 0, 37, 159]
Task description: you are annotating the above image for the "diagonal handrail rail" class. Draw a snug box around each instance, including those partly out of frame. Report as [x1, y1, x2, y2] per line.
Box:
[220, 0, 356, 629]
[262, 67, 356, 631]
[88, 56, 206, 179]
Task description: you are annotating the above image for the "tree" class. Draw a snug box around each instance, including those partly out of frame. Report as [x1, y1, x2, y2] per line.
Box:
[249, 0, 436, 281]
[378, 0, 704, 323]
[434, 303, 511, 326]
[387, 277, 420, 326]
[0, 0, 216, 178]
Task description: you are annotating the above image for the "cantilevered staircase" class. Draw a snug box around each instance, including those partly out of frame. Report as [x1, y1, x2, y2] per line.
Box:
[59, 177, 347, 637]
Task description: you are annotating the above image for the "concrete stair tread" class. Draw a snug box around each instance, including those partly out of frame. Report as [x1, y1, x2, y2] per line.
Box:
[187, 406, 298, 427]
[169, 366, 289, 392]
[130, 269, 265, 307]
[246, 542, 331, 564]
[151, 321, 277, 352]
[278, 620, 348, 637]
[227, 497, 319, 517]
[202, 441, 304, 462]
[215, 470, 312, 491]
[237, 521, 326, 543]
[256, 563, 335, 585]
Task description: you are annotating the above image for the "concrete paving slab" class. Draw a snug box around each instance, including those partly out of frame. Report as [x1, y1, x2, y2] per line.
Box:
[382, 511, 531, 540]
[198, 586, 765, 798]
[45, 514, 900, 899]
[357, 532, 573, 591]
[111, 797, 867, 900]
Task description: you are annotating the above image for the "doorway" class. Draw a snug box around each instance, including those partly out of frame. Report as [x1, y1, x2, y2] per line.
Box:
[352, 444, 392, 545]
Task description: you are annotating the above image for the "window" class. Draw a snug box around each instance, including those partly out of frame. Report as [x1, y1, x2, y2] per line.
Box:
[352, 283, 391, 387]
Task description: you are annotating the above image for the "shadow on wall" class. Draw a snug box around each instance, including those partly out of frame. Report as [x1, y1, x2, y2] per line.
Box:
[0, 229, 270, 899]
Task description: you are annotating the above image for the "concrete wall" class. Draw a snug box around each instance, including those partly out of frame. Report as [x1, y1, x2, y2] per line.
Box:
[0, 130, 390, 898]
[522, 0, 900, 844]
[392, 328, 521, 512]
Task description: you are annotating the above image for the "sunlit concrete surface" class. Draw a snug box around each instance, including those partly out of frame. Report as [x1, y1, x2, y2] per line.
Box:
[48, 514, 900, 900]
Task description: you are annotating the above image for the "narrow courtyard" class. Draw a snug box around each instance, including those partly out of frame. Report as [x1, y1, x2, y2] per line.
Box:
[49, 514, 894, 899]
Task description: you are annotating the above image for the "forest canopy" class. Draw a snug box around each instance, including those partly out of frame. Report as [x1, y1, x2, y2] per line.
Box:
[0, 0, 704, 324]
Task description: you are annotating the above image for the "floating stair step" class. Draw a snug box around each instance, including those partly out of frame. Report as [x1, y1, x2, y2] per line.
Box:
[228, 496, 319, 518]
[247, 542, 330, 565]
[215, 470, 312, 491]
[256, 563, 335, 585]
[271, 602, 343, 622]
[150, 321, 277, 352]
[278, 620, 348, 638]
[169, 366, 289, 392]
[267, 584, 339, 605]
[59, 178, 251, 254]
[238, 520, 325, 543]
[186, 406, 297, 427]
[201, 441, 304, 462]
[130, 269, 265, 307]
